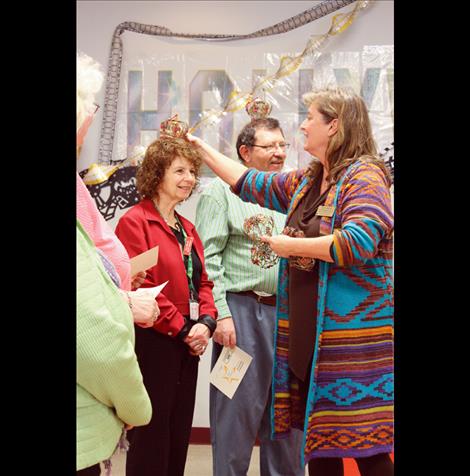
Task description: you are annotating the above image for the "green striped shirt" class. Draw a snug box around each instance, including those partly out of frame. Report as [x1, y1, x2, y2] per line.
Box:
[195, 178, 286, 319]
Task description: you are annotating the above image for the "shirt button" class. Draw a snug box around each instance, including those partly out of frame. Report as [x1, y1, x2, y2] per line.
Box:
[168, 331, 173, 336]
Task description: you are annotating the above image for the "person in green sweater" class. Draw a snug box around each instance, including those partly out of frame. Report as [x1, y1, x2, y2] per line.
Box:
[77, 220, 152, 475]
[76, 51, 152, 476]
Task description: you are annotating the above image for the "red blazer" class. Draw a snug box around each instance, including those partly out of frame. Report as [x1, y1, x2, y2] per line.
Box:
[115, 198, 217, 338]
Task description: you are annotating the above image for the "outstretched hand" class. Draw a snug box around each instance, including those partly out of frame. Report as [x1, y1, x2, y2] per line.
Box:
[260, 234, 293, 258]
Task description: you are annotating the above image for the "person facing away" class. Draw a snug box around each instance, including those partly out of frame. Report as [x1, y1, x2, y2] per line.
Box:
[188, 86, 394, 476]
[76, 52, 159, 329]
[195, 117, 304, 476]
[115, 136, 217, 476]
[76, 51, 152, 476]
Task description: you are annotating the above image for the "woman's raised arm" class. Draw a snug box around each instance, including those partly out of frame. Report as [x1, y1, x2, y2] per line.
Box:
[186, 133, 247, 187]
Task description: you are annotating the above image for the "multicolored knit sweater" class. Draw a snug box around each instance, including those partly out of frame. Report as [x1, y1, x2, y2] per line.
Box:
[232, 160, 394, 465]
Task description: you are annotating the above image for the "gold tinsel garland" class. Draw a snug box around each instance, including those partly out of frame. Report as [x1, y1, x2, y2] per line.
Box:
[81, 1, 372, 186]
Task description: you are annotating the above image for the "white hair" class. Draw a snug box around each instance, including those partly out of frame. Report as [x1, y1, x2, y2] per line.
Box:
[77, 52, 104, 131]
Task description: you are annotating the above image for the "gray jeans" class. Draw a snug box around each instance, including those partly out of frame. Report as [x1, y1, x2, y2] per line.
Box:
[210, 292, 304, 476]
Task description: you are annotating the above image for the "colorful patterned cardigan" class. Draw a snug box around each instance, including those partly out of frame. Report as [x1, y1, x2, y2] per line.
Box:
[232, 160, 394, 465]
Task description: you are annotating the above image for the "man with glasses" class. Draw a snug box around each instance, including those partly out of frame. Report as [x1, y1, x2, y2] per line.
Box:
[196, 118, 304, 476]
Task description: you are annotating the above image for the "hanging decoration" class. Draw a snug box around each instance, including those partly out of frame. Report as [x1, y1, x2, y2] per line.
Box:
[81, 0, 372, 187]
[96, 0, 368, 165]
[82, 146, 146, 186]
[78, 164, 140, 221]
[188, 1, 371, 133]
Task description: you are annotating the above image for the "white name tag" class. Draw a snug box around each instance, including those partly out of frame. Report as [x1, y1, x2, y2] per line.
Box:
[189, 300, 199, 321]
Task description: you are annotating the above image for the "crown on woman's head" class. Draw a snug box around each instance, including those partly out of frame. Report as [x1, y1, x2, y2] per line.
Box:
[245, 97, 272, 120]
[159, 114, 189, 139]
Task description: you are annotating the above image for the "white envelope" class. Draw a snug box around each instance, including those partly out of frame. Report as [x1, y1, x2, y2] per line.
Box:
[209, 346, 253, 399]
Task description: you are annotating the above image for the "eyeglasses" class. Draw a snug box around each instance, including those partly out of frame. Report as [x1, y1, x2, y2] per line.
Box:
[93, 103, 100, 115]
[251, 143, 290, 154]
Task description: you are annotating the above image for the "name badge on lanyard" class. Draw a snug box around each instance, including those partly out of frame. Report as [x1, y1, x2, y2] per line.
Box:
[189, 300, 199, 321]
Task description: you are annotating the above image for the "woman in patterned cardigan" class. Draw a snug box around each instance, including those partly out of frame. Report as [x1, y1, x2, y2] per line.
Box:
[188, 87, 394, 476]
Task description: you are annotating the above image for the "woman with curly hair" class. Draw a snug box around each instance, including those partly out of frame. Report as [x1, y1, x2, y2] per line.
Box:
[115, 137, 217, 476]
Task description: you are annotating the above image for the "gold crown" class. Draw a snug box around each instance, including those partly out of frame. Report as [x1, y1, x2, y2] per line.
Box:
[159, 114, 189, 138]
[245, 98, 272, 119]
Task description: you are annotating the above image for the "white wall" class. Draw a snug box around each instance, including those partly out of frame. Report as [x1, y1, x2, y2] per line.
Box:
[77, 0, 394, 428]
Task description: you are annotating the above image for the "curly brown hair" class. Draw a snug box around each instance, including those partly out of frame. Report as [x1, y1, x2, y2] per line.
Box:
[136, 137, 203, 199]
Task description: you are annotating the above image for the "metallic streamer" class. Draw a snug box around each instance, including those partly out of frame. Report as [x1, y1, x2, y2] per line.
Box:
[97, 0, 360, 164]
[86, 1, 373, 189]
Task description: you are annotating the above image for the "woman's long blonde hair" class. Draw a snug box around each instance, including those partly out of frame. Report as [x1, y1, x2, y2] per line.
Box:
[303, 87, 391, 186]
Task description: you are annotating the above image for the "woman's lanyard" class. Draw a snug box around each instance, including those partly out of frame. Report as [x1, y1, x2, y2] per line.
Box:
[175, 214, 199, 320]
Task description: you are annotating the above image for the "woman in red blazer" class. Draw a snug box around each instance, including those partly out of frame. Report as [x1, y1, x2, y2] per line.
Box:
[115, 137, 217, 476]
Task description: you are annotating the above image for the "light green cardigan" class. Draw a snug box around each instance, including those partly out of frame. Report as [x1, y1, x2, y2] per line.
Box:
[77, 220, 152, 471]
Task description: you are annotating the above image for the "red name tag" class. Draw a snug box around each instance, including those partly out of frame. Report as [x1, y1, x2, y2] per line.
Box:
[183, 236, 194, 256]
